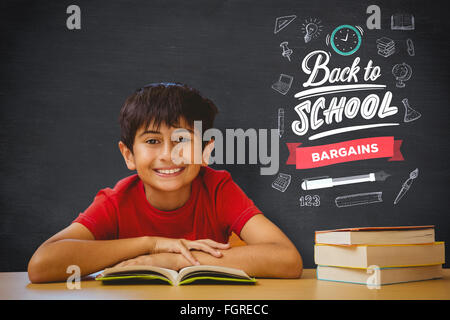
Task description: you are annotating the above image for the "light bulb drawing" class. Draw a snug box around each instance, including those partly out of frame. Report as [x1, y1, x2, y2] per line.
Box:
[305, 23, 318, 43]
[301, 18, 323, 43]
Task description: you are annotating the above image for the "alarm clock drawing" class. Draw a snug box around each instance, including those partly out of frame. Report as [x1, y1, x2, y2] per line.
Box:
[330, 25, 362, 56]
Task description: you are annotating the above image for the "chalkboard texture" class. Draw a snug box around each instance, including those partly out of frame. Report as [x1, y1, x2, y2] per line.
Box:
[0, 0, 449, 271]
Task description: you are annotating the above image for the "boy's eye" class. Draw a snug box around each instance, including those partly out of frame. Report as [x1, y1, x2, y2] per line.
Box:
[146, 139, 160, 144]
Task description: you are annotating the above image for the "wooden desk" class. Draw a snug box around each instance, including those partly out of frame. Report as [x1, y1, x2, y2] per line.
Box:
[1, 269, 449, 300]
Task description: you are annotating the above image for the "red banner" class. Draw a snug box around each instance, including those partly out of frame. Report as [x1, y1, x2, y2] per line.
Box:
[286, 137, 403, 169]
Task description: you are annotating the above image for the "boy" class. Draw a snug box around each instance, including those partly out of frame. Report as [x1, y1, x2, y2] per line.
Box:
[28, 83, 302, 283]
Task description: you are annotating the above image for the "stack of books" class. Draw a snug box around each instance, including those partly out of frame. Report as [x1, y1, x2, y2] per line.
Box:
[376, 37, 395, 57]
[314, 225, 445, 286]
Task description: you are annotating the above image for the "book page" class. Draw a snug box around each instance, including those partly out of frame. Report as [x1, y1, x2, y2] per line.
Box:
[100, 265, 179, 283]
[177, 265, 251, 283]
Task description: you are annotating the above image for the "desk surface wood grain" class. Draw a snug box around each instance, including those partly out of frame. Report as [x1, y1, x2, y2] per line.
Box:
[1, 269, 449, 300]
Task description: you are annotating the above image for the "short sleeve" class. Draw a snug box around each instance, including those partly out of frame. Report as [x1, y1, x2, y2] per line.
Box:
[72, 190, 118, 240]
[217, 176, 262, 237]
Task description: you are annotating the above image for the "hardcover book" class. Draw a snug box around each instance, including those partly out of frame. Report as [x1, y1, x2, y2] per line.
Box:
[314, 242, 445, 268]
[315, 225, 435, 245]
[316, 264, 443, 285]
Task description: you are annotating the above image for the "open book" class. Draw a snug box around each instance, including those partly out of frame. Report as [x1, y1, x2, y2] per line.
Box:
[95, 265, 257, 286]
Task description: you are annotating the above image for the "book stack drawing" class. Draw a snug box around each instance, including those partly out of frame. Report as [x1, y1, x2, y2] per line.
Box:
[314, 226, 445, 286]
[376, 37, 395, 57]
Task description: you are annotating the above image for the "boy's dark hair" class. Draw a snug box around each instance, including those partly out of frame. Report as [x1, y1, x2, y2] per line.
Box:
[119, 82, 218, 152]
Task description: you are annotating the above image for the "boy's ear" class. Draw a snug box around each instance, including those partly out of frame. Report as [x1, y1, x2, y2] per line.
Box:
[201, 139, 215, 167]
[118, 141, 137, 170]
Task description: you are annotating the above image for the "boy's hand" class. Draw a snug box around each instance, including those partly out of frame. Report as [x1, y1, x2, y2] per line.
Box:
[152, 237, 230, 266]
[113, 252, 190, 270]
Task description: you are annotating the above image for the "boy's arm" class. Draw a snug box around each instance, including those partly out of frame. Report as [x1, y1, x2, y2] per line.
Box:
[28, 223, 228, 283]
[27, 223, 153, 283]
[189, 214, 303, 278]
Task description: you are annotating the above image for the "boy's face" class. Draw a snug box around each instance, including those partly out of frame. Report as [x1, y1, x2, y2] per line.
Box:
[119, 118, 210, 194]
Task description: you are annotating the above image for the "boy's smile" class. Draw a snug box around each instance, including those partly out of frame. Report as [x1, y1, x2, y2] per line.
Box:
[153, 166, 185, 177]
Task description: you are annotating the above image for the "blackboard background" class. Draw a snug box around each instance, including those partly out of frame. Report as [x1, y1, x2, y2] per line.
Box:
[1, 0, 449, 271]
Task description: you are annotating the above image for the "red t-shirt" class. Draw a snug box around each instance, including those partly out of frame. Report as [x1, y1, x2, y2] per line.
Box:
[73, 166, 262, 244]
